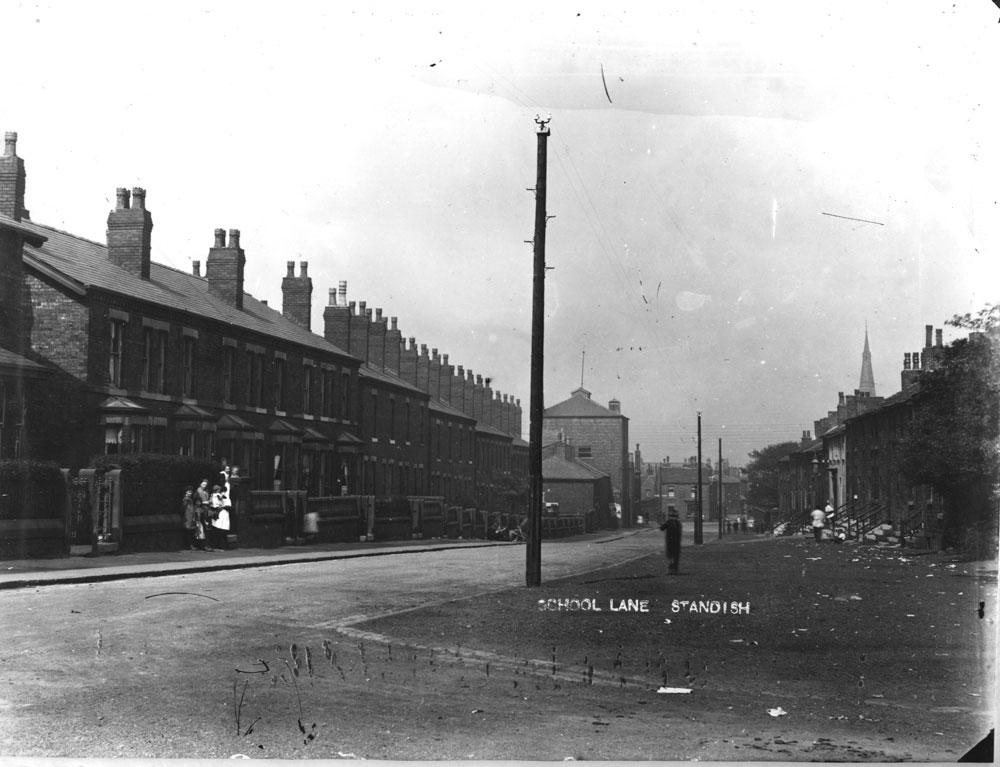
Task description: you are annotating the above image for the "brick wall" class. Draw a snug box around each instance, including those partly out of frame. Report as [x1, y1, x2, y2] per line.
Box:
[25, 274, 88, 379]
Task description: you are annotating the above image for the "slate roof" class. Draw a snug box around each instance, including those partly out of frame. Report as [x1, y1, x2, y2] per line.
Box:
[544, 388, 623, 419]
[0, 348, 49, 376]
[543, 453, 608, 481]
[18, 219, 357, 361]
[659, 466, 702, 484]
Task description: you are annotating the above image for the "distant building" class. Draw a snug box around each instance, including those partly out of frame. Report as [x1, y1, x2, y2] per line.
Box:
[543, 387, 630, 527]
[542, 437, 612, 531]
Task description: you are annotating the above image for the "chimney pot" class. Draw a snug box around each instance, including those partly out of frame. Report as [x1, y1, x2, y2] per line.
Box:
[358, 301, 366, 316]
[376, 308, 383, 321]
[391, 317, 398, 330]
[116, 187, 131, 210]
[328, 288, 336, 305]
[903, 353, 911, 370]
[348, 300, 356, 312]
[3, 131, 16, 157]
[365, 307, 372, 320]
[261, 299, 268, 306]
[192, 261, 201, 277]
[286, 261, 295, 277]
[925, 324, 933, 347]
[131, 187, 146, 210]
[300, 261, 308, 277]
[935, 328, 943, 347]
[214, 228, 226, 247]
[442, 353, 448, 364]
[914, 352, 921, 369]
[338, 281, 347, 302]
[228, 229, 241, 249]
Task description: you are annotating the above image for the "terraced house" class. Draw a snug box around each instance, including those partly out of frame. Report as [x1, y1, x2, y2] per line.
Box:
[0, 131, 526, 521]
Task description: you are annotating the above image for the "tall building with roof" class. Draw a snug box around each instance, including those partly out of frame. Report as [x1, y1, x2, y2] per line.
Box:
[542, 386, 630, 527]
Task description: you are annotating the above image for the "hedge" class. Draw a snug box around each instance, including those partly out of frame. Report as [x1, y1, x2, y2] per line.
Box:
[90, 454, 218, 552]
[0, 460, 66, 520]
[91, 454, 218, 516]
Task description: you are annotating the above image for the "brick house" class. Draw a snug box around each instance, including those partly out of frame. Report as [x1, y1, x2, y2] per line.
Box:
[542, 438, 613, 527]
[778, 325, 948, 534]
[0, 131, 527, 517]
[542, 387, 630, 528]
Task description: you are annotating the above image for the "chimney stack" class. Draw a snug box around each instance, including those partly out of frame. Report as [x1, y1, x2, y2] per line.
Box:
[205, 228, 246, 308]
[400, 336, 418, 386]
[281, 261, 313, 330]
[106, 186, 153, 279]
[416, 344, 431, 392]
[323, 282, 353, 353]
[0, 131, 27, 221]
[369, 308, 387, 370]
[385, 317, 402, 374]
[192, 261, 201, 277]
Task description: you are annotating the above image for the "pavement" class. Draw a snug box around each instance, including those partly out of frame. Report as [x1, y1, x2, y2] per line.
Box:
[0, 527, 657, 590]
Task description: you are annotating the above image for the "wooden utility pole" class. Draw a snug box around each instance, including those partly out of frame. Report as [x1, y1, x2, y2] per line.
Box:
[695, 411, 703, 544]
[526, 115, 550, 587]
[718, 437, 723, 539]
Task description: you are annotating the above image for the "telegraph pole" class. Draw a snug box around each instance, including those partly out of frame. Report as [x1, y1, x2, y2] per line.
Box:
[695, 411, 703, 544]
[526, 114, 550, 587]
[717, 437, 723, 539]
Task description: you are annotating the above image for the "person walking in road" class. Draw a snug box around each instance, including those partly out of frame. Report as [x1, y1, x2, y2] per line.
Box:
[660, 508, 682, 574]
[810, 504, 826, 543]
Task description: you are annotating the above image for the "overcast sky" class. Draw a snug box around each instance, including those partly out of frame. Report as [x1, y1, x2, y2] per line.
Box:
[2, 2, 997, 466]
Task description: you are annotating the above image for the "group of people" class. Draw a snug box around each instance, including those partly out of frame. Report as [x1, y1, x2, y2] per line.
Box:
[181, 463, 237, 551]
[810, 501, 837, 543]
[725, 516, 751, 534]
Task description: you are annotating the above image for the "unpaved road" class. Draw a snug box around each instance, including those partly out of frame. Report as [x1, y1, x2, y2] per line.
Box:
[0, 530, 993, 760]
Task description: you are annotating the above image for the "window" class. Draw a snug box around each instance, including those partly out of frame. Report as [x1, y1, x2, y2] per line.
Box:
[370, 390, 379, 441]
[577, 446, 593, 459]
[667, 486, 675, 498]
[302, 365, 312, 414]
[319, 369, 330, 417]
[141, 328, 168, 393]
[222, 347, 235, 404]
[389, 398, 396, 442]
[341, 373, 350, 419]
[273, 357, 285, 411]
[105, 425, 122, 455]
[108, 319, 126, 387]
[181, 336, 197, 397]
[405, 400, 411, 442]
[245, 350, 265, 408]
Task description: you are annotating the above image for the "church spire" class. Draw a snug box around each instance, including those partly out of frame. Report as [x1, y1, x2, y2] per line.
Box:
[858, 323, 876, 395]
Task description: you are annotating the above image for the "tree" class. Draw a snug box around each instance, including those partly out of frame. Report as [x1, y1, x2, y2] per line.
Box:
[901, 303, 1000, 552]
[745, 441, 800, 509]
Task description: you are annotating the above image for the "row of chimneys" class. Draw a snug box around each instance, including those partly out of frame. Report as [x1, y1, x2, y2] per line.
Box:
[3, 132, 514, 438]
[322, 283, 522, 436]
[900, 325, 944, 389]
[812, 324, 948, 439]
[106, 190, 522, 436]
